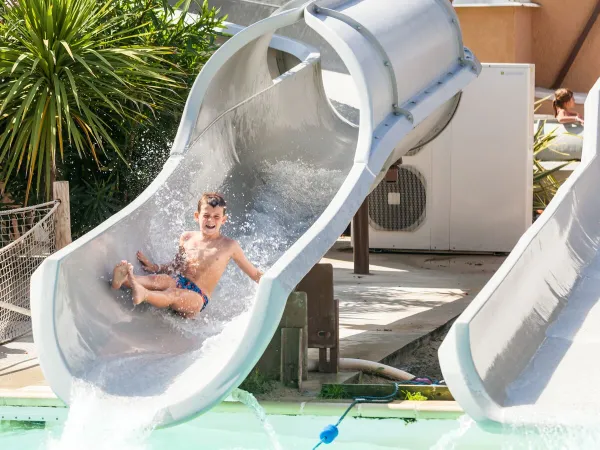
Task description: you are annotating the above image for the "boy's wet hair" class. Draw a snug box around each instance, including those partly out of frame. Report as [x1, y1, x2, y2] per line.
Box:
[198, 193, 227, 213]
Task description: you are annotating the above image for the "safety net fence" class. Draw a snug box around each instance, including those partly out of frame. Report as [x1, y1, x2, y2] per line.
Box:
[0, 201, 60, 344]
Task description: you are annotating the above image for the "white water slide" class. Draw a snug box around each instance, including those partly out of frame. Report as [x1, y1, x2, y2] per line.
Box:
[439, 79, 600, 429]
[31, 0, 479, 426]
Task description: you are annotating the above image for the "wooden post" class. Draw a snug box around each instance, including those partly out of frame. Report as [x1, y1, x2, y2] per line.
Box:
[330, 299, 339, 371]
[253, 292, 308, 383]
[280, 328, 303, 389]
[297, 264, 339, 373]
[280, 292, 308, 380]
[353, 197, 370, 275]
[53, 181, 72, 250]
[10, 218, 20, 241]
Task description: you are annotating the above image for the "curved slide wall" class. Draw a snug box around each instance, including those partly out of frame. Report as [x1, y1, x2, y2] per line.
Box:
[31, 0, 480, 426]
[439, 77, 600, 428]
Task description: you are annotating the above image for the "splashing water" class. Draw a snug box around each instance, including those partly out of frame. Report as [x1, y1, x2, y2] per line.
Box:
[46, 380, 163, 450]
[429, 415, 474, 450]
[47, 157, 347, 449]
[45, 43, 353, 447]
[230, 388, 283, 450]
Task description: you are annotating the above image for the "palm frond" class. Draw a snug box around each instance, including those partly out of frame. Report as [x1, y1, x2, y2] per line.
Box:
[0, 0, 184, 202]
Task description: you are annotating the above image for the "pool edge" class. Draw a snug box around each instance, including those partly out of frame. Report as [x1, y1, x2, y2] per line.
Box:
[0, 388, 464, 422]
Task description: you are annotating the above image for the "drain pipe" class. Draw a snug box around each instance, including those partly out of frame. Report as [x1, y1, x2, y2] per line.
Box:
[308, 358, 415, 381]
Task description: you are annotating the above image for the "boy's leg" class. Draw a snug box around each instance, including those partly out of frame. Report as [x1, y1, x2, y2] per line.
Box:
[126, 265, 204, 317]
[112, 260, 176, 291]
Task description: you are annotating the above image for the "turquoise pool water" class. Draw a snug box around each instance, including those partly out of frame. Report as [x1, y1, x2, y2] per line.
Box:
[3, 411, 600, 449]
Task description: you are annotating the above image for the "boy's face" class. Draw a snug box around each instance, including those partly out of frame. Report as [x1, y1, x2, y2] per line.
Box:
[195, 204, 227, 236]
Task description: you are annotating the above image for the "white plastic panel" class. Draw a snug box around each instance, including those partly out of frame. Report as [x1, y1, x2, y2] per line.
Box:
[449, 64, 534, 252]
[429, 133, 452, 250]
[366, 64, 532, 253]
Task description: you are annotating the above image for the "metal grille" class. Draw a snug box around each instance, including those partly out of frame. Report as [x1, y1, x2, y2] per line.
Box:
[369, 166, 427, 232]
[0, 201, 59, 343]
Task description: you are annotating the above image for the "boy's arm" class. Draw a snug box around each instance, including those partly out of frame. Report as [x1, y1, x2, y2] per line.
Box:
[138, 233, 189, 274]
[154, 249, 182, 275]
[231, 242, 263, 283]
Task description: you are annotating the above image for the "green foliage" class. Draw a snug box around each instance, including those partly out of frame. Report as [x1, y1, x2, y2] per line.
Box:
[2, 171, 44, 207]
[239, 369, 275, 396]
[66, 0, 225, 237]
[0, 0, 183, 202]
[402, 390, 428, 401]
[320, 384, 348, 399]
[0, 0, 225, 239]
[60, 115, 177, 238]
[532, 122, 578, 214]
[115, 0, 226, 82]
[60, 152, 122, 236]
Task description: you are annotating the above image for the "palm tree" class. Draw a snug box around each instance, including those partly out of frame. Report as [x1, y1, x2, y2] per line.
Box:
[0, 0, 183, 202]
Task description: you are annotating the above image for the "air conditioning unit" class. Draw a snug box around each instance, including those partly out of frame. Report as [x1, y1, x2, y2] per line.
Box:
[363, 64, 534, 253]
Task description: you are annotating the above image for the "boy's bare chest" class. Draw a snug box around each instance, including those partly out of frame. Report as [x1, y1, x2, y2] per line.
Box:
[183, 242, 228, 270]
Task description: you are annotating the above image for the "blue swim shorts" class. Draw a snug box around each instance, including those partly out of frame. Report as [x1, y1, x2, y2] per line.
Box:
[174, 274, 209, 312]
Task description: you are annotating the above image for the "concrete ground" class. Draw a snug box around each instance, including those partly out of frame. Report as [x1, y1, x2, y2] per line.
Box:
[0, 239, 505, 398]
[327, 239, 504, 365]
[0, 331, 45, 395]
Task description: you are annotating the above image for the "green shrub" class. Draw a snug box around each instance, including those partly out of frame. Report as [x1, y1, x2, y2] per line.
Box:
[0, 0, 225, 237]
[0, 0, 184, 201]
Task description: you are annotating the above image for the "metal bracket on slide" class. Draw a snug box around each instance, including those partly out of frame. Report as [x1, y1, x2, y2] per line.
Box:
[392, 105, 414, 123]
[459, 47, 479, 73]
[312, 4, 408, 121]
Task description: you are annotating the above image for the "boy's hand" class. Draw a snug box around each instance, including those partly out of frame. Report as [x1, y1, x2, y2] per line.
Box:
[137, 251, 159, 273]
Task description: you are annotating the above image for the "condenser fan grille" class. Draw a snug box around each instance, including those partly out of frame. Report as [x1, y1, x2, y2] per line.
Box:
[369, 166, 426, 232]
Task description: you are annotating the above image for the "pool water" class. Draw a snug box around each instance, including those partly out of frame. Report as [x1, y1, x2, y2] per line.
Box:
[3, 411, 600, 449]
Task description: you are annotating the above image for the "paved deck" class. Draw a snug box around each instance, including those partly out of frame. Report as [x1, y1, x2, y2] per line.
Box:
[327, 239, 504, 364]
[0, 332, 43, 395]
[1, 239, 505, 398]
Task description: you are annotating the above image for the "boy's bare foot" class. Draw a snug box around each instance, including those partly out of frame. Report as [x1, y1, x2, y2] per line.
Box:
[112, 261, 129, 289]
[127, 264, 147, 306]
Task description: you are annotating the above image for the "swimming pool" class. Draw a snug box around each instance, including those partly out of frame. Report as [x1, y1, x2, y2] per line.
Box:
[3, 408, 600, 450]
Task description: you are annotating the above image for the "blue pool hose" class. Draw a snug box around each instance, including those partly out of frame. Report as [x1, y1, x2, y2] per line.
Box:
[312, 377, 443, 449]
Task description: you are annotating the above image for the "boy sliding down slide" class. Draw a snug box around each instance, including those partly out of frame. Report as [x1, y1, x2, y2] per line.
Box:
[111, 193, 263, 318]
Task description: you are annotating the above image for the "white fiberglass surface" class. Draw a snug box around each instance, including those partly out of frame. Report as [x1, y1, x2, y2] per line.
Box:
[50, 36, 356, 409]
[503, 255, 600, 422]
[438, 77, 600, 428]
